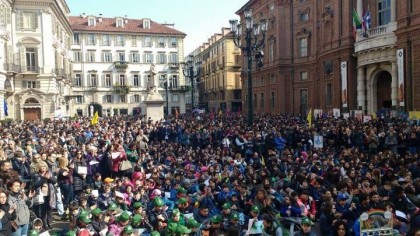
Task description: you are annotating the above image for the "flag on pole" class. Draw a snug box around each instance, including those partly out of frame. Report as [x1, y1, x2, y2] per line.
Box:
[363, 5, 371, 31]
[352, 9, 362, 38]
[307, 108, 312, 127]
[3, 100, 8, 117]
[91, 111, 99, 125]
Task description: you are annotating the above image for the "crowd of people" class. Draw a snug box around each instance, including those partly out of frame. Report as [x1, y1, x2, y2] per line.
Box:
[0, 111, 419, 236]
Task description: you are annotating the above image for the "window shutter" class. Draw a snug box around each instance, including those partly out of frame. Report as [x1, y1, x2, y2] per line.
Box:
[6, 7, 11, 24]
[87, 74, 91, 86]
[36, 81, 41, 89]
[32, 12, 38, 29]
[101, 74, 105, 86]
[22, 80, 27, 88]
[20, 46, 26, 72]
[16, 11, 22, 30]
[7, 45, 13, 63]
[130, 95, 134, 103]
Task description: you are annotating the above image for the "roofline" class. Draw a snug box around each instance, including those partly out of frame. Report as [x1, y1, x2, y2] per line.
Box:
[71, 29, 186, 37]
[235, 0, 254, 15]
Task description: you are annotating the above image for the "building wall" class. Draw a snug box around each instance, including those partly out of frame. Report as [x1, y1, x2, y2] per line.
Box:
[0, 0, 13, 120]
[70, 15, 187, 116]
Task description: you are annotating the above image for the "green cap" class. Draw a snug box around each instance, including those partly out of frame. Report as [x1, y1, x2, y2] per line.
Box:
[29, 230, 40, 236]
[187, 218, 201, 228]
[251, 205, 260, 213]
[91, 208, 103, 216]
[172, 208, 180, 216]
[131, 214, 142, 225]
[108, 202, 118, 211]
[78, 214, 91, 224]
[118, 211, 130, 222]
[154, 197, 165, 207]
[123, 225, 134, 234]
[133, 201, 144, 209]
[210, 215, 222, 224]
[222, 202, 232, 209]
[150, 231, 161, 236]
[176, 224, 192, 234]
[230, 212, 239, 220]
[177, 197, 188, 205]
[177, 187, 187, 194]
[166, 222, 178, 234]
[65, 231, 77, 236]
[301, 217, 314, 226]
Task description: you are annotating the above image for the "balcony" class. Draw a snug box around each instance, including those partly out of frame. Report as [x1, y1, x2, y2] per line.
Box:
[114, 61, 128, 70]
[354, 23, 397, 54]
[113, 84, 131, 94]
[3, 63, 19, 75]
[169, 63, 179, 68]
[170, 85, 191, 93]
[21, 65, 40, 74]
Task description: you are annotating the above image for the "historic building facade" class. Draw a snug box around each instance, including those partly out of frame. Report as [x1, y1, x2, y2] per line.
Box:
[69, 14, 187, 116]
[193, 28, 242, 113]
[1, 0, 73, 120]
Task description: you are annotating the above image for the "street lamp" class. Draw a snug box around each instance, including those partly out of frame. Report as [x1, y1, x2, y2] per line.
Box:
[230, 9, 268, 126]
[182, 56, 201, 111]
[159, 75, 169, 116]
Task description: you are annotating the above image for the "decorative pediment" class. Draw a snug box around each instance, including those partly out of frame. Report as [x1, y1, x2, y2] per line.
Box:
[18, 37, 41, 46]
[296, 28, 311, 37]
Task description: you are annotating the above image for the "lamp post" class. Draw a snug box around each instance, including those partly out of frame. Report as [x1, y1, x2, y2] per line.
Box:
[159, 75, 169, 116]
[182, 56, 201, 111]
[230, 9, 268, 126]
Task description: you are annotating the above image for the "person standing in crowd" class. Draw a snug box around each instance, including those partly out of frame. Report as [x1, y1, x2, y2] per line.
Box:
[7, 178, 35, 236]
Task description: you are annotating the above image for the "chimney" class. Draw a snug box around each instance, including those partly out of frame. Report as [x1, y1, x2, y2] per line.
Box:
[124, 15, 128, 24]
[82, 13, 86, 18]
[98, 14, 102, 22]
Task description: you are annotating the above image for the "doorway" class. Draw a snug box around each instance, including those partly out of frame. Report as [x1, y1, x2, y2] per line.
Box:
[376, 71, 392, 110]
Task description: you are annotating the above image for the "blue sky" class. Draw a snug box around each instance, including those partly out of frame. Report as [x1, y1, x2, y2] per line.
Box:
[66, 0, 248, 54]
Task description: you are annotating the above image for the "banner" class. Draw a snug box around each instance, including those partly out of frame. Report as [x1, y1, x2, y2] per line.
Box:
[397, 49, 405, 106]
[333, 108, 341, 118]
[363, 115, 372, 123]
[313, 109, 323, 119]
[314, 135, 323, 149]
[409, 111, 420, 120]
[341, 61, 348, 108]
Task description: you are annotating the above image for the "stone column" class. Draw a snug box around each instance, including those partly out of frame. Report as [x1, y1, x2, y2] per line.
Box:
[391, 62, 398, 108]
[391, 0, 396, 22]
[357, 66, 366, 111]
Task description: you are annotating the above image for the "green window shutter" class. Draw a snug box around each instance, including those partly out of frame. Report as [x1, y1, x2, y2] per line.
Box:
[36, 81, 40, 89]
[22, 80, 27, 88]
[20, 46, 26, 72]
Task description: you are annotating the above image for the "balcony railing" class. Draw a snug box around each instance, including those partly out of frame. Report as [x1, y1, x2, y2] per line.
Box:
[169, 63, 179, 68]
[21, 66, 40, 73]
[170, 85, 191, 93]
[114, 61, 128, 69]
[3, 63, 20, 73]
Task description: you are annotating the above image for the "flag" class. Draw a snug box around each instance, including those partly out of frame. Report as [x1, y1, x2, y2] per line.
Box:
[352, 9, 362, 38]
[3, 100, 8, 117]
[307, 108, 312, 127]
[363, 5, 371, 31]
[91, 111, 99, 125]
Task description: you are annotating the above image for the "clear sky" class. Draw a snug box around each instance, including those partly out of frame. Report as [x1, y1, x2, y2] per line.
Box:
[66, 0, 248, 54]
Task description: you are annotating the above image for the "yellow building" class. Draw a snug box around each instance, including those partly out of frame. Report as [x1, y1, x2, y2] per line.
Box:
[194, 28, 242, 112]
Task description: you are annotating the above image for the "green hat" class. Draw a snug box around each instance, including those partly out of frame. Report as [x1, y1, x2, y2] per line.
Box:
[108, 202, 118, 211]
[150, 231, 161, 236]
[131, 214, 142, 225]
[301, 217, 314, 226]
[65, 231, 77, 236]
[177, 187, 187, 194]
[177, 197, 188, 205]
[230, 212, 239, 220]
[78, 214, 91, 224]
[222, 202, 232, 209]
[133, 201, 144, 209]
[91, 208, 103, 216]
[123, 225, 134, 234]
[210, 215, 222, 224]
[172, 208, 181, 216]
[187, 219, 201, 228]
[154, 197, 165, 207]
[118, 211, 130, 222]
[29, 230, 39, 236]
[251, 205, 260, 213]
[166, 222, 178, 234]
[176, 224, 192, 234]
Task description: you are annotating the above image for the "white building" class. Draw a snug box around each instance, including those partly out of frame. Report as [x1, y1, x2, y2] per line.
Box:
[0, 0, 73, 121]
[69, 14, 187, 117]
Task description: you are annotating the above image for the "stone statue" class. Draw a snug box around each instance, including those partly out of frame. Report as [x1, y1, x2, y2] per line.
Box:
[147, 64, 158, 94]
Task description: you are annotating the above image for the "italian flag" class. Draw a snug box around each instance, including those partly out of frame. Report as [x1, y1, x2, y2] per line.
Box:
[353, 9, 362, 38]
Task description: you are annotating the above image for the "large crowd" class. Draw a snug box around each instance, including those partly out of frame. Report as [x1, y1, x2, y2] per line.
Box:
[0, 112, 419, 236]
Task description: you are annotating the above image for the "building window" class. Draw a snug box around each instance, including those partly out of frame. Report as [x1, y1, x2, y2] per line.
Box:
[102, 52, 112, 62]
[299, 38, 308, 57]
[158, 37, 165, 47]
[172, 94, 179, 102]
[118, 52, 125, 62]
[101, 34, 110, 46]
[116, 35, 125, 46]
[271, 92, 275, 108]
[74, 73, 82, 87]
[300, 71, 308, 80]
[116, 19, 123, 28]
[143, 19, 150, 29]
[87, 33, 95, 45]
[157, 53, 166, 64]
[73, 51, 82, 62]
[170, 75, 178, 88]
[299, 12, 309, 22]
[131, 52, 140, 63]
[131, 36, 137, 46]
[26, 48, 37, 71]
[88, 17, 95, 26]
[104, 74, 112, 87]
[119, 74, 126, 86]
[73, 33, 80, 44]
[120, 95, 126, 103]
[86, 51, 95, 62]
[106, 95, 113, 103]
[133, 75, 139, 87]
[144, 36, 151, 47]
[326, 83, 333, 106]
[75, 96, 83, 103]
[260, 93, 265, 109]
[269, 42, 274, 62]
[134, 94, 140, 103]
[144, 53, 153, 63]
[170, 37, 177, 47]
[88, 74, 98, 87]
[169, 53, 178, 63]
[378, 0, 391, 26]
[270, 74, 276, 83]
[17, 11, 38, 30]
[22, 80, 39, 89]
[300, 89, 308, 113]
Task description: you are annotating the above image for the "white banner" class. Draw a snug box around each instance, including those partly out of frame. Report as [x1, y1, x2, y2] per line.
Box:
[333, 108, 341, 118]
[341, 61, 348, 108]
[397, 49, 405, 106]
[314, 135, 323, 149]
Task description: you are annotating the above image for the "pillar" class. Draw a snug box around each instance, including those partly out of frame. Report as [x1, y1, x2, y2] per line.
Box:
[357, 66, 366, 111]
[391, 0, 396, 22]
[391, 62, 398, 108]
